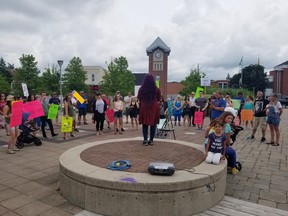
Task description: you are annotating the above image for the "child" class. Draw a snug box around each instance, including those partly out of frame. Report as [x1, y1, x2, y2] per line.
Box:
[205, 120, 226, 164]
[219, 111, 239, 175]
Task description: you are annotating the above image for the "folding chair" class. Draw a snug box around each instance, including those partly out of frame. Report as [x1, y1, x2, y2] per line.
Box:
[155, 117, 176, 140]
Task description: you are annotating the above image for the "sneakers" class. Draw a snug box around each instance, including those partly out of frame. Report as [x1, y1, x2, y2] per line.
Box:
[148, 140, 154, 145]
[7, 149, 15, 154]
[143, 140, 148, 146]
[13, 147, 20, 151]
[247, 135, 255, 140]
[231, 167, 239, 175]
[260, 137, 266, 142]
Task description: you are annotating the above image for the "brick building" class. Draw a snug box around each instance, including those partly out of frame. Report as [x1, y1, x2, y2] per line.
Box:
[269, 60, 288, 97]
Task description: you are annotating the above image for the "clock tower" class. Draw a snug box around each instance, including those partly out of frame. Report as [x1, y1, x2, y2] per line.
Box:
[146, 37, 171, 99]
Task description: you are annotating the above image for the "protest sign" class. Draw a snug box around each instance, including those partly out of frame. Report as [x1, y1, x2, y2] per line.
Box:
[194, 111, 203, 125]
[21, 83, 29, 97]
[231, 99, 241, 110]
[106, 109, 114, 123]
[73, 91, 85, 104]
[155, 80, 160, 88]
[61, 117, 73, 132]
[48, 104, 59, 120]
[195, 87, 204, 99]
[241, 110, 254, 121]
[201, 78, 211, 86]
[10, 101, 23, 127]
[23, 100, 44, 120]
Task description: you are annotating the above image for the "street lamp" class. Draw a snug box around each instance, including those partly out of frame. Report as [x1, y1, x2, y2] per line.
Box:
[57, 60, 64, 110]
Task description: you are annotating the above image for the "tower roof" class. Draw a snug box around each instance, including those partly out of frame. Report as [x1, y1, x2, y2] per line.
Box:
[146, 37, 171, 55]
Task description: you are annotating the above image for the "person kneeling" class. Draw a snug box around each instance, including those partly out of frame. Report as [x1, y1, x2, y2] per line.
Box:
[205, 121, 226, 165]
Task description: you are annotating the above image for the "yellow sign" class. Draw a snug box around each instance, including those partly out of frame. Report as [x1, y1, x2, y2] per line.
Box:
[73, 91, 85, 104]
[195, 87, 204, 98]
[61, 117, 73, 132]
[155, 80, 160, 88]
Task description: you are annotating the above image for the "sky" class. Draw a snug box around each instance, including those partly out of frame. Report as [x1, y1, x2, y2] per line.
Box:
[1, 0, 288, 82]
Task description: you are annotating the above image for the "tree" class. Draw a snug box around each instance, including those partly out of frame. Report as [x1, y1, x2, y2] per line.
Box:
[13, 54, 41, 96]
[62, 57, 88, 95]
[100, 56, 135, 96]
[226, 73, 231, 80]
[179, 69, 206, 96]
[229, 64, 268, 93]
[0, 57, 13, 85]
[39, 65, 60, 95]
[0, 74, 11, 94]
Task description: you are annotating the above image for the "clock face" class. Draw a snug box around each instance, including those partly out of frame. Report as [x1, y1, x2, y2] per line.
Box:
[155, 51, 162, 58]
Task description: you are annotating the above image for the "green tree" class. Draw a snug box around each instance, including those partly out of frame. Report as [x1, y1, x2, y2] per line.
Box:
[39, 65, 60, 95]
[13, 54, 41, 95]
[0, 57, 13, 84]
[179, 69, 206, 96]
[229, 64, 268, 92]
[100, 56, 135, 96]
[62, 57, 88, 95]
[0, 74, 11, 94]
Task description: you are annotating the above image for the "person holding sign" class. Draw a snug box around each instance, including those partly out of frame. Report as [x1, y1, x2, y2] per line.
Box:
[49, 93, 60, 126]
[195, 91, 208, 130]
[40, 93, 58, 139]
[63, 95, 76, 140]
[3, 95, 19, 154]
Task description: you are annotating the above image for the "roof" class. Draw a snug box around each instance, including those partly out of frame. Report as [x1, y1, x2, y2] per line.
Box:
[274, 60, 288, 70]
[146, 37, 171, 55]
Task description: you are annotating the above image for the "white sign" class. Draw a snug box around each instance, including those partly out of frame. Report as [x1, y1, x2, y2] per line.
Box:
[21, 83, 29, 97]
[201, 78, 211, 86]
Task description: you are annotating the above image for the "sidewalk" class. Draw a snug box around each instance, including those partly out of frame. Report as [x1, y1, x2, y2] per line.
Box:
[0, 110, 287, 215]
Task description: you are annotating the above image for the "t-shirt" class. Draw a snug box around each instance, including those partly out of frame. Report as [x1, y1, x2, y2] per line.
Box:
[49, 97, 60, 105]
[211, 98, 226, 119]
[77, 95, 87, 109]
[254, 98, 269, 117]
[195, 97, 208, 109]
[95, 99, 105, 114]
[208, 133, 226, 153]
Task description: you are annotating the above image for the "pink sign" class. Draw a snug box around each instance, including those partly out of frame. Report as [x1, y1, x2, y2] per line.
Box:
[194, 111, 203, 125]
[10, 101, 24, 128]
[106, 109, 114, 123]
[23, 100, 44, 120]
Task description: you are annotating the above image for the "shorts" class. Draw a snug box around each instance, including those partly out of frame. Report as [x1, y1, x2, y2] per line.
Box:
[266, 116, 280, 126]
[253, 116, 267, 130]
[125, 107, 130, 116]
[78, 108, 87, 116]
[114, 110, 123, 118]
[129, 109, 138, 118]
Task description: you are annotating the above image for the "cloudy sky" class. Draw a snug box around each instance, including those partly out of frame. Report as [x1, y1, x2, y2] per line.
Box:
[1, 0, 288, 81]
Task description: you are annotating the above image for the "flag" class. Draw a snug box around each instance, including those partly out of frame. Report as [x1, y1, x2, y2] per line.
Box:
[239, 56, 243, 66]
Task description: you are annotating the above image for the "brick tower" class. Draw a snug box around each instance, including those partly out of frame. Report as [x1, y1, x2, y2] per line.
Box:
[146, 37, 171, 99]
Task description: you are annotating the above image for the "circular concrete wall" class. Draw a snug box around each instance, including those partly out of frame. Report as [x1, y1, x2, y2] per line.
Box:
[59, 137, 227, 216]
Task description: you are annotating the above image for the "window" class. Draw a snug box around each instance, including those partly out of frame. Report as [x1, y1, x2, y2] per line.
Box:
[92, 74, 95, 82]
[153, 63, 163, 71]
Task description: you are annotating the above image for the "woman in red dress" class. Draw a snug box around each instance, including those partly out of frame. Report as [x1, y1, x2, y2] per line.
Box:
[137, 74, 161, 146]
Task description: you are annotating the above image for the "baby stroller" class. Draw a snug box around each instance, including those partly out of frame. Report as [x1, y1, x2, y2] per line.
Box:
[16, 112, 42, 149]
[155, 117, 176, 140]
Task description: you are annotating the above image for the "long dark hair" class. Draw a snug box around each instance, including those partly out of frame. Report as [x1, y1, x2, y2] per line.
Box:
[137, 74, 156, 104]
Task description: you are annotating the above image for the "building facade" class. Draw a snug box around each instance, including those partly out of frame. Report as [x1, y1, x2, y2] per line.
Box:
[83, 66, 105, 91]
[269, 60, 288, 97]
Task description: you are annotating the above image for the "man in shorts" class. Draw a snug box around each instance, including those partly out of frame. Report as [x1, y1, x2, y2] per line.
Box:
[77, 91, 88, 125]
[247, 91, 269, 142]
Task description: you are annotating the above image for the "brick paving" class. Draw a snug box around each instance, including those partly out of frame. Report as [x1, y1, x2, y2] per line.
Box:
[0, 109, 287, 215]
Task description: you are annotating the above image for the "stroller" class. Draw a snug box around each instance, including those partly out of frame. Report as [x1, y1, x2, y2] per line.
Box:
[16, 112, 42, 149]
[155, 117, 176, 140]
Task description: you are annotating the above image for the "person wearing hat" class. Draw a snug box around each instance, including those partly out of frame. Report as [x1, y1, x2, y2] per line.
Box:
[3, 95, 20, 154]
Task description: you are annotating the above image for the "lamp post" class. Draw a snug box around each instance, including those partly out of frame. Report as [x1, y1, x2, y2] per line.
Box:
[57, 60, 64, 110]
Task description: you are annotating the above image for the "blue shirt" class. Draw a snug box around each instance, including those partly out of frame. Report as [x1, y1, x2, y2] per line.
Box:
[208, 133, 226, 154]
[211, 98, 226, 119]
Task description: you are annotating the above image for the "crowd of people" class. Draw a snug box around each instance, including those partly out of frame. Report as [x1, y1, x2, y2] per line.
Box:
[0, 77, 284, 177]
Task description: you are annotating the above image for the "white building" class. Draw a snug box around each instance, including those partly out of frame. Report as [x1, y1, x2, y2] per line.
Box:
[83, 66, 106, 86]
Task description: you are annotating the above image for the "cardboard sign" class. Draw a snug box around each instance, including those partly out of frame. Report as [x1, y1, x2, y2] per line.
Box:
[10, 101, 24, 128]
[61, 117, 73, 132]
[21, 83, 29, 97]
[195, 87, 204, 99]
[241, 110, 254, 121]
[155, 80, 160, 88]
[73, 91, 85, 104]
[201, 78, 211, 86]
[106, 109, 114, 123]
[48, 104, 59, 120]
[194, 111, 204, 125]
[231, 99, 241, 110]
[23, 100, 45, 120]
